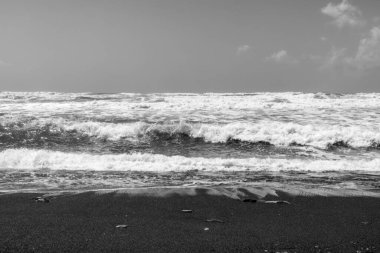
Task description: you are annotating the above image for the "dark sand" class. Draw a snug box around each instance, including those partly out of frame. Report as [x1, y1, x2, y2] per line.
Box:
[0, 190, 379, 253]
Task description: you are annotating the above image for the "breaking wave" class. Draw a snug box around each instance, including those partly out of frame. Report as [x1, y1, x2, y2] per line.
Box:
[1, 92, 380, 192]
[0, 148, 379, 172]
[1, 120, 380, 150]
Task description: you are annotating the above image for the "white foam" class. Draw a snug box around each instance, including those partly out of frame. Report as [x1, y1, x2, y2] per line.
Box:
[194, 122, 380, 148]
[0, 148, 379, 172]
[1, 92, 379, 156]
[13, 119, 379, 149]
[1, 92, 380, 126]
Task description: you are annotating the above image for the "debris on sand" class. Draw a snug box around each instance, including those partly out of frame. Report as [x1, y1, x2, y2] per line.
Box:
[205, 218, 225, 223]
[242, 199, 290, 205]
[115, 225, 128, 229]
[181, 209, 193, 213]
[204, 227, 209, 231]
[33, 197, 50, 203]
[259, 200, 291, 205]
[242, 199, 257, 203]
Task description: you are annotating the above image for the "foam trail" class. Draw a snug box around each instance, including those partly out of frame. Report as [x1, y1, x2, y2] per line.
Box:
[0, 149, 379, 172]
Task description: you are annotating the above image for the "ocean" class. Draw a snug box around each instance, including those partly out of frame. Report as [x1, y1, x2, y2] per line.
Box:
[0, 92, 379, 194]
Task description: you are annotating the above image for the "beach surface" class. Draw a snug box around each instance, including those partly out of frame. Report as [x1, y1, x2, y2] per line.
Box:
[0, 188, 379, 253]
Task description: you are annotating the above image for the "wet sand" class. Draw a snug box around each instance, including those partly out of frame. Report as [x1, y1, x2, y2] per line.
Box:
[0, 190, 379, 253]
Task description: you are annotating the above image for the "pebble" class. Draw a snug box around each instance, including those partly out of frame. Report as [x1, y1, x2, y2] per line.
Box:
[33, 197, 50, 203]
[115, 225, 128, 229]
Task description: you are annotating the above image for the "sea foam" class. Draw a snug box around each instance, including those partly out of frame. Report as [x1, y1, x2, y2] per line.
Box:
[0, 148, 379, 172]
[66, 121, 380, 149]
[2, 119, 379, 149]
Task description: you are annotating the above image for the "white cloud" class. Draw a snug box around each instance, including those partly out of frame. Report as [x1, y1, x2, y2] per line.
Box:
[236, 45, 250, 55]
[321, 0, 365, 28]
[266, 50, 297, 64]
[320, 27, 380, 71]
[321, 47, 348, 70]
[347, 26, 380, 69]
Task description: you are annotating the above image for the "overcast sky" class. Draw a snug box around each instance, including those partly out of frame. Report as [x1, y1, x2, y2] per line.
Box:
[1, 0, 380, 93]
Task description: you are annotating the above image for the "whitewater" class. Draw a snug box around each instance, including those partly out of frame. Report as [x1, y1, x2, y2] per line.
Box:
[0, 92, 379, 193]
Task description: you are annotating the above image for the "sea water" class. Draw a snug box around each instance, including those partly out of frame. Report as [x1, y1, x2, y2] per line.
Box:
[0, 92, 379, 193]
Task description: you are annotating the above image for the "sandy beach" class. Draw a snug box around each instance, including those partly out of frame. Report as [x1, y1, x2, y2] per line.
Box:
[0, 188, 379, 253]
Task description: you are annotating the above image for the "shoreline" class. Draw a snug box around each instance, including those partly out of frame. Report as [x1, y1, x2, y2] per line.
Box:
[0, 187, 379, 252]
[1, 184, 380, 199]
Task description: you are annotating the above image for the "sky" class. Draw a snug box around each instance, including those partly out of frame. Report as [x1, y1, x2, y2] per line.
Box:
[0, 0, 380, 93]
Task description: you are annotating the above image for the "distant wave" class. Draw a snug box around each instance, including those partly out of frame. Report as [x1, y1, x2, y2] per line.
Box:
[1, 120, 380, 150]
[0, 148, 379, 172]
[2, 92, 380, 110]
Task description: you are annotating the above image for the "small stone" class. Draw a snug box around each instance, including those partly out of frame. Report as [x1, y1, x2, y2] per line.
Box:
[33, 197, 50, 203]
[115, 224, 128, 229]
[204, 227, 209, 231]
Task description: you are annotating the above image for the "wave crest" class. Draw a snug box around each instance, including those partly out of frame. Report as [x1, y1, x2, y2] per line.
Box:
[1, 120, 380, 150]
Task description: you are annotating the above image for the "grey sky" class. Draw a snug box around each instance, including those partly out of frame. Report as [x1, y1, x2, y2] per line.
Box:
[0, 0, 380, 93]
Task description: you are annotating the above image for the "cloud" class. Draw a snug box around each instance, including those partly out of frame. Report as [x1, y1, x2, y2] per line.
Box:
[347, 26, 380, 69]
[321, 0, 365, 28]
[320, 27, 380, 72]
[320, 47, 348, 70]
[266, 50, 298, 64]
[0, 60, 12, 66]
[236, 45, 250, 55]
